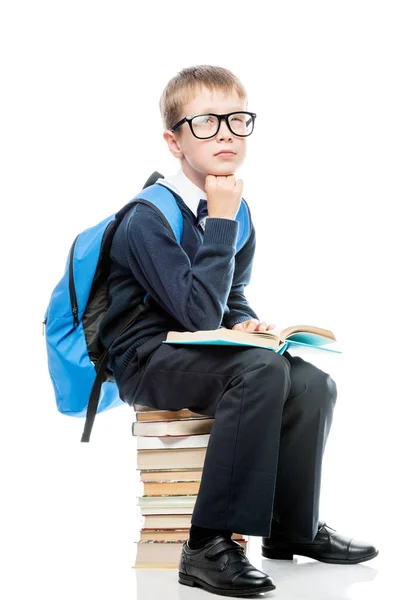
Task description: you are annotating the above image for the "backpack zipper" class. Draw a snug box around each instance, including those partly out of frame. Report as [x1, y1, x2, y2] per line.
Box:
[69, 235, 79, 327]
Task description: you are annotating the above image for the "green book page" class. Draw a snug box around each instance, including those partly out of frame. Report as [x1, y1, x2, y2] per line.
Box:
[286, 339, 342, 354]
[287, 332, 334, 346]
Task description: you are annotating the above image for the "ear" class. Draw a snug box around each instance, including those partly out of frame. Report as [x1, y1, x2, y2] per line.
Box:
[163, 130, 183, 159]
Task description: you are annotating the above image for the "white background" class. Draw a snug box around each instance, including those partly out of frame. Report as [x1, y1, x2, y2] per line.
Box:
[1, 1, 399, 598]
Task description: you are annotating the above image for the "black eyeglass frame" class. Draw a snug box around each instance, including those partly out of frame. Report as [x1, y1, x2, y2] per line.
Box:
[170, 111, 257, 139]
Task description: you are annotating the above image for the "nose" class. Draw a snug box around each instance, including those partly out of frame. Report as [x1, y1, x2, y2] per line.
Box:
[217, 116, 232, 139]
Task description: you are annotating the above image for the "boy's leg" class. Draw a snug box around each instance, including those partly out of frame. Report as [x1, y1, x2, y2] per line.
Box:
[119, 336, 292, 536]
[269, 351, 338, 541]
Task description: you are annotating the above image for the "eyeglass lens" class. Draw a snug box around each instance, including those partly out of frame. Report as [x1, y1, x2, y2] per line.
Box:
[191, 113, 254, 138]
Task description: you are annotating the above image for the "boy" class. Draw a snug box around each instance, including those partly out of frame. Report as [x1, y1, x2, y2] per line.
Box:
[99, 65, 378, 596]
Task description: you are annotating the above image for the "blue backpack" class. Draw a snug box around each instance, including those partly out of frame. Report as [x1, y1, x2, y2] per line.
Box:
[43, 171, 252, 442]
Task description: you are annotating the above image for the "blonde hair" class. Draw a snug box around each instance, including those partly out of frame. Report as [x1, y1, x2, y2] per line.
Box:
[159, 65, 248, 134]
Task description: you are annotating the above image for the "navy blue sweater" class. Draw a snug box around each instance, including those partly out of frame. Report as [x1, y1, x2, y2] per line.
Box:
[99, 187, 259, 382]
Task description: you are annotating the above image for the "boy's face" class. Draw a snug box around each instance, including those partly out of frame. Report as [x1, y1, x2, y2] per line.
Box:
[163, 86, 249, 191]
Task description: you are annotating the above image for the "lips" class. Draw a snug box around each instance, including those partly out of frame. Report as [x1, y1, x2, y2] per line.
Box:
[215, 151, 236, 156]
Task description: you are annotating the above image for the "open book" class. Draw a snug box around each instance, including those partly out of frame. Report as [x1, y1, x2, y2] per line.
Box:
[163, 325, 341, 354]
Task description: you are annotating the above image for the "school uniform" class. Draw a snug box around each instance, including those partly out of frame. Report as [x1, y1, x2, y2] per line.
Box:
[99, 168, 337, 539]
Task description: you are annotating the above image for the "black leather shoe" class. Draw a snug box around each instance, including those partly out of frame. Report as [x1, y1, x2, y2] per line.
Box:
[179, 535, 276, 596]
[261, 521, 379, 564]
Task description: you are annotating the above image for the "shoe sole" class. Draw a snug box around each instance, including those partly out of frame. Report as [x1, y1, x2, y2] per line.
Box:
[179, 572, 276, 596]
[261, 546, 379, 565]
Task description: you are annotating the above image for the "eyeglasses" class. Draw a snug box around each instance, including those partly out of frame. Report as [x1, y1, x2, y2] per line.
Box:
[170, 111, 257, 139]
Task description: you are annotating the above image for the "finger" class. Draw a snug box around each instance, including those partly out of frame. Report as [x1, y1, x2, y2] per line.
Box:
[244, 319, 260, 332]
[235, 178, 243, 195]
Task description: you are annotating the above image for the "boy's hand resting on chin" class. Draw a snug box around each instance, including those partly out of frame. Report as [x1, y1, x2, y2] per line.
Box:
[232, 319, 276, 332]
[205, 174, 243, 220]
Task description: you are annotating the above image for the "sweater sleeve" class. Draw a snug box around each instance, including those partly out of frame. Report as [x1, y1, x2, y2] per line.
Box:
[221, 220, 260, 329]
[118, 202, 239, 331]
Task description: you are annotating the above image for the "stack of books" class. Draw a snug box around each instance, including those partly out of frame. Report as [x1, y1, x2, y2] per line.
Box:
[132, 402, 248, 568]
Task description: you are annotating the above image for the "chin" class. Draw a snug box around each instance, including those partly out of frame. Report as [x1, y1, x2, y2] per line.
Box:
[208, 164, 237, 176]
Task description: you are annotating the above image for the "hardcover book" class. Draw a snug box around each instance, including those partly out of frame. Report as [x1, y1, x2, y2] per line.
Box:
[163, 324, 341, 353]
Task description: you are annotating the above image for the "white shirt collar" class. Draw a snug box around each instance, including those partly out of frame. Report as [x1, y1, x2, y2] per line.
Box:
[155, 168, 206, 217]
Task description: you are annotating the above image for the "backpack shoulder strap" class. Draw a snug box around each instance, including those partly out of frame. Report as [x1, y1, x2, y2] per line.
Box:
[129, 182, 184, 242]
[236, 197, 251, 252]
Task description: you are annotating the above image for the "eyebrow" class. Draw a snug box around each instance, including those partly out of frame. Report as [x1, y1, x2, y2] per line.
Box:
[198, 108, 245, 114]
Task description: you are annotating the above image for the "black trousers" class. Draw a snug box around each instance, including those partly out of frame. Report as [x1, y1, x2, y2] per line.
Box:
[118, 332, 337, 540]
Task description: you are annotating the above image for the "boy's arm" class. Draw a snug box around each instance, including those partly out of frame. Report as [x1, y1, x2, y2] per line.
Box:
[221, 221, 260, 329]
[118, 203, 240, 332]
